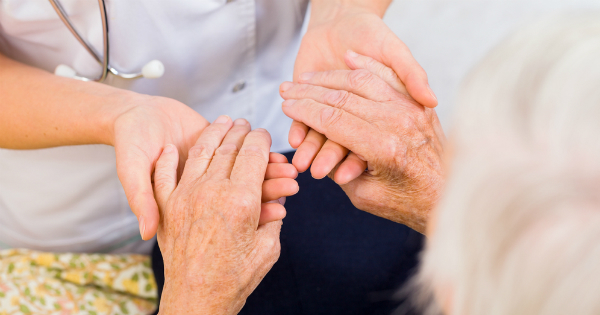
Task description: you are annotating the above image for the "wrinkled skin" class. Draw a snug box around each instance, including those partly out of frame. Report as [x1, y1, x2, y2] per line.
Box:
[281, 52, 445, 233]
[291, 3, 437, 183]
[154, 119, 296, 314]
[113, 105, 298, 240]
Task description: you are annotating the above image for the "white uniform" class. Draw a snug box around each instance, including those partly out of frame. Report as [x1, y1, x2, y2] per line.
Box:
[0, 0, 308, 254]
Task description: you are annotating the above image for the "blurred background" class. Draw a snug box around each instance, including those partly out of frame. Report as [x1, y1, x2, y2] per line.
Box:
[382, 0, 600, 130]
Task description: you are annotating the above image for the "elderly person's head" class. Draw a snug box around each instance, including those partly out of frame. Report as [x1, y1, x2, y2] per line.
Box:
[417, 13, 600, 315]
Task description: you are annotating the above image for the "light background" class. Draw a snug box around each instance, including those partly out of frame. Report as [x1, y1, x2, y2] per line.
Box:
[382, 0, 600, 130]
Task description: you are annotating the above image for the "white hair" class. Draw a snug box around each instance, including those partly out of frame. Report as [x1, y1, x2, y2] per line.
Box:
[413, 12, 600, 315]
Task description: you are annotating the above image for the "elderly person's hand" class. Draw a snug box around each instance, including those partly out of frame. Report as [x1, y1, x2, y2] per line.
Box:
[151, 118, 297, 314]
[290, 0, 438, 181]
[280, 54, 445, 233]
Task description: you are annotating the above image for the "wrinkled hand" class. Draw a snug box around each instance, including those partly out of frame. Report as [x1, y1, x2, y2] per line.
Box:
[290, 3, 437, 180]
[113, 98, 298, 240]
[281, 55, 445, 233]
[153, 121, 293, 314]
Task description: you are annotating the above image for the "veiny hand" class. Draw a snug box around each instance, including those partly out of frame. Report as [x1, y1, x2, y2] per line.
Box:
[281, 55, 445, 234]
[289, 3, 437, 180]
[153, 121, 294, 314]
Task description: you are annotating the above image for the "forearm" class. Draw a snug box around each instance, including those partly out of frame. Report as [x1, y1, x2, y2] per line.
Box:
[0, 53, 136, 149]
[310, 0, 392, 19]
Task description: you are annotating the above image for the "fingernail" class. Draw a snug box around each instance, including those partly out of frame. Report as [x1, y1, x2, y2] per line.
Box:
[214, 115, 230, 124]
[427, 85, 438, 102]
[278, 197, 286, 206]
[234, 118, 248, 126]
[282, 99, 297, 107]
[163, 144, 175, 153]
[280, 81, 294, 93]
[347, 49, 359, 58]
[299, 72, 315, 82]
[255, 128, 268, 133]
[139, 216, 146, 240]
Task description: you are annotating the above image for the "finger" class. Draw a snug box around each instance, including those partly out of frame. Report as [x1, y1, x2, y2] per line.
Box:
[230, 128, 272, 197]
[288, 120, 309, 149]
[297, 69, 399, 103]
[310, 139, 348, 180]
[259, 203, 287, 225]
[291, 129, 326, 173]
[205, 119, 251, 179]
[179, 115, 233, 185]
[153, 144, 179, 210]
[281, 82, 376, 120]
[333, 152, 367, 185]
[117, 150, 159, 241]
[269, 152, 288, 163]
[265, 163, 298, 179]
[344, 50, 408, 96]
[382, 37, 438, 108]
[282, 98, 382, 161]
[262, 178, 299, 202]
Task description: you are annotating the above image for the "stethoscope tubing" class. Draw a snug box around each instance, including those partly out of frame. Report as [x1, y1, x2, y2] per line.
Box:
[48, 0, 156, 81]
[48, 0, 109, 82]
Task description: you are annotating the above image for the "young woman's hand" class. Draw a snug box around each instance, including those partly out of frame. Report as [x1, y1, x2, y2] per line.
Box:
[113, 102, 299, 240]
[112, 95, 210, 240]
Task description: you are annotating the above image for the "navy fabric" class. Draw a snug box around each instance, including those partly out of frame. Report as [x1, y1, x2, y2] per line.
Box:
[151, 151, 424, 314]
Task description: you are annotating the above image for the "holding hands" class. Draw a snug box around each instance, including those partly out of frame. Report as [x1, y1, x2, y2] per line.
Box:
[281, 52, 445, 233]
[152, 118, 298, 314]
[290, 0, 438, 183]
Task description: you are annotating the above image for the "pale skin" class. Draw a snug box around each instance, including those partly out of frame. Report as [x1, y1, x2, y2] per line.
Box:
[153, 125, 286, 314]
[281, 52, 445, 233]
[155, 54, 445, 313]
[0, 0, 435, 240]
[0, 54, 298, 239]
[291, 0, 438, 183]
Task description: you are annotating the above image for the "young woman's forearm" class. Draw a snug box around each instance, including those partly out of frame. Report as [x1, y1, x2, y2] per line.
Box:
[0, 53, 136, 149]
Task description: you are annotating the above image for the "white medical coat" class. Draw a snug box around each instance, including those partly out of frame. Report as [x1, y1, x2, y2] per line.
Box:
[0, 0, 308, 254]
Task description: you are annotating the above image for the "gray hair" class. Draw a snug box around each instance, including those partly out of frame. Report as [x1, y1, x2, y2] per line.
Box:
[414, 12, 600, 315]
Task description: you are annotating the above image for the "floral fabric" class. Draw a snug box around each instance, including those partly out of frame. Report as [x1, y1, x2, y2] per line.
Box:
[0, 249, 157, 315]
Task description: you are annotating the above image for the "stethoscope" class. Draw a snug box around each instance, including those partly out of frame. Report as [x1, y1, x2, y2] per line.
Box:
[49, 0, 165, 82]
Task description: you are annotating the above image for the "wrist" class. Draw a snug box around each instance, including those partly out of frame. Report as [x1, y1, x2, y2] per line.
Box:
[96, 88, 144, 146]
[159, 280, 243, 315]
[309, 0, 390, 23]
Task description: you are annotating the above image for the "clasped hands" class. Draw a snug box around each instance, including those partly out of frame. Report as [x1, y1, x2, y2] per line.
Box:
[154, 51, 445, 314]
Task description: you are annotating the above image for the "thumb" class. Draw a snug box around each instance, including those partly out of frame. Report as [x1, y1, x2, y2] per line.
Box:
[116, 148, 161, 241]
[382, 37, 438, 108]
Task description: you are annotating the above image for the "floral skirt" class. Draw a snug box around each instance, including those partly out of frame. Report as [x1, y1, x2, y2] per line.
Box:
[0, 249, 157, 315]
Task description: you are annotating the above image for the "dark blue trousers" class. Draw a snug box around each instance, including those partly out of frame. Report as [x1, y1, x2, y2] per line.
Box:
[151, 151, 423, 314]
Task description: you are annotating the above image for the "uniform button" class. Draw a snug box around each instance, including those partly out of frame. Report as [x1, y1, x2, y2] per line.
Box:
[232, 80, 246, 93]
[226, 0, 234, 3]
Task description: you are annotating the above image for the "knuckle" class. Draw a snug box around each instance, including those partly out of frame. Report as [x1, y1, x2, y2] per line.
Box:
[348, 69, 373, 90]
[320, 107, 344, 129]
[325, 90, 351, 109]
[382, 67, 399, 82]
[296, 83, 311, 96]
[215, 143, 239, 156]
[380, 136, 399, 159]
[153, 173, 173, 191]
[188, 143, 215, 160]
[238, 145, 268, 161]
